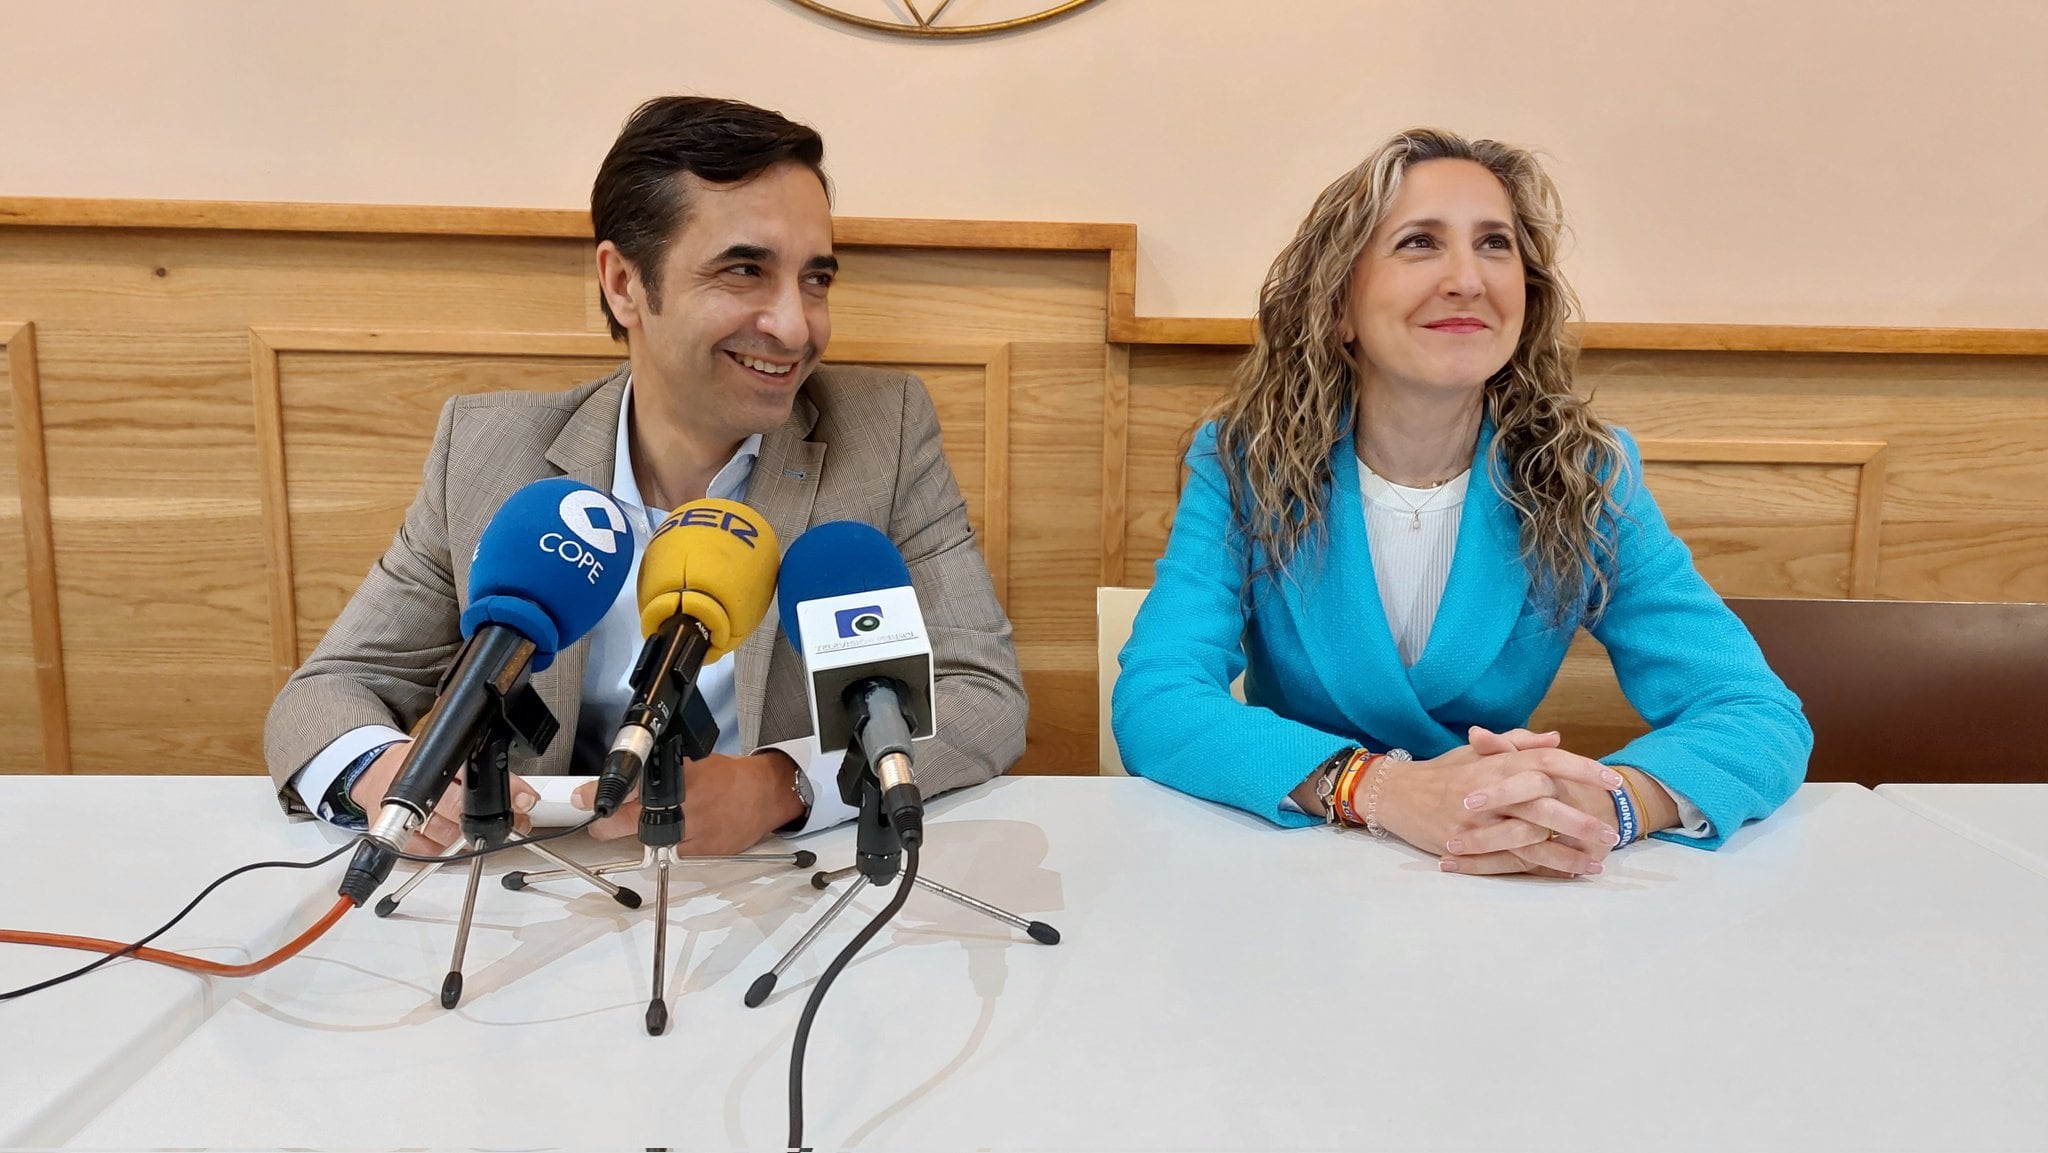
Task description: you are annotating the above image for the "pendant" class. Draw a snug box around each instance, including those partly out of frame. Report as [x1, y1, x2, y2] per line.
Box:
[1410, 512, 1422, 530]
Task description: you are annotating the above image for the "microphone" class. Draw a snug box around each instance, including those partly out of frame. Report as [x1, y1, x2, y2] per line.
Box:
[777, 521, 935, 846]
[336, 477, 633, 906]
[593, 498, 781, 817]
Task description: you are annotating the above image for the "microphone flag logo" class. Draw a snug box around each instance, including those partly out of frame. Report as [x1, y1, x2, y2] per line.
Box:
[559, 490, 627, 555]
[833, 605, 884, 638]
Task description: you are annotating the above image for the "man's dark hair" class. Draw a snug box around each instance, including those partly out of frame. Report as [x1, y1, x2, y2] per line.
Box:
[591, 95, 829, 340]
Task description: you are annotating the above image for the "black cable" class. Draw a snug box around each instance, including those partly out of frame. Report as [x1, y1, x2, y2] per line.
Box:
[1, 815, 601, 1003]
[787, 843, 919, 1153]
[0, 838, 356, 1002]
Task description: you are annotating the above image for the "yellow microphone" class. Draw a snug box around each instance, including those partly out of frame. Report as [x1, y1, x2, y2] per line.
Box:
[594, 498, 781, 817]
[636, 498, 780, 655]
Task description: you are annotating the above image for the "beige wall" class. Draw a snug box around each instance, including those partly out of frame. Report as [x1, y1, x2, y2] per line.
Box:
[2, 0, 2044, 326]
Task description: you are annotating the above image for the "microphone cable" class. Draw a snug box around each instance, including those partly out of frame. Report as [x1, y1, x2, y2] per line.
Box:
[0, 817, 599, 1002]
[785, 843, 919, 1153]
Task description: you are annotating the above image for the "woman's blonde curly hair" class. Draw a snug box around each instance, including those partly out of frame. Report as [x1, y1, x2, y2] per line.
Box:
[1205, 127, 1628, 625]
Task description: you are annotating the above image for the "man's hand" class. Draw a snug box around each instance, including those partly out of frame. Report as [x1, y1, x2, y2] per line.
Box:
[347, 741, 537, 855]
[570, 750, 806, 856]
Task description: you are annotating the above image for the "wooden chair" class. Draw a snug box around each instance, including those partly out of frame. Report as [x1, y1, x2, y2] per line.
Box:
[1095, 587, 1148, 775]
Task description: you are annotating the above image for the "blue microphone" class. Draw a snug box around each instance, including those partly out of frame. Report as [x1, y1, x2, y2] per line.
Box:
[778, 521, 935, 845]
[457, 479, 631, 671]
[339, 477, 633, 905]
[776, 520, 913, 646]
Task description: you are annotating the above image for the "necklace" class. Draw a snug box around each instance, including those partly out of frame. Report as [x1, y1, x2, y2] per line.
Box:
[1380, 479, 1455, 530]
[1359, 456, 1469, 530]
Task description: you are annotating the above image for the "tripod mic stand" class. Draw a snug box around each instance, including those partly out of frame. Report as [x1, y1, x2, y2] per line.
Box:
[497, 685, 815, 1034]
[743, 739, 1060, 1009]
[372, 695, 642, 1010]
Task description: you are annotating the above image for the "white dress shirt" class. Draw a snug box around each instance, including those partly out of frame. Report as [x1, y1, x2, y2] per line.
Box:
[288, 379, 856, 835]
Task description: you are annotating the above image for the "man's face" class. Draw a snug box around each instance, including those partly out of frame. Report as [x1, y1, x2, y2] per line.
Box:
[616, 160, 836, 444]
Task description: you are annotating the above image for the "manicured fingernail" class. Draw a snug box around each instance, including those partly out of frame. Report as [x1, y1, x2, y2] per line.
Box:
[514, 793, 536, 812]
[1600, 827, 1620, 846]
[1446, 839, 1466, 854]
[1463, 793, 1487, 810]
[1583, 861, 1604, 875]
[571, 792, 591, 810]
[1601, 770, 1625, 788]
[1439, 858, 1460, 873]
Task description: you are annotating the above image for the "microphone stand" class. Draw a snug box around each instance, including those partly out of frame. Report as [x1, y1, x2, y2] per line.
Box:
[499, 684, 816, 1035]
[371, 684, 642, 1010]
[742, 735, 1059, 1009]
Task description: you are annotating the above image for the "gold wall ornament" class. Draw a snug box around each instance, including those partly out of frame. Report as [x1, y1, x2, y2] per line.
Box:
[782, 0, 1105, 38]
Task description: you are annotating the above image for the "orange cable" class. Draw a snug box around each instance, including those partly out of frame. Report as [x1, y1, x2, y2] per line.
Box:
[0, 896, 353, 978]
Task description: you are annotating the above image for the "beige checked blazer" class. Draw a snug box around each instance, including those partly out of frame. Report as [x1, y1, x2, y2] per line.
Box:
[263, 364, 1026, 816]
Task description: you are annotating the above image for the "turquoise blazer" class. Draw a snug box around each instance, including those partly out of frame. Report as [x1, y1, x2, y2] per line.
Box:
[1112, 420, 1811, 849]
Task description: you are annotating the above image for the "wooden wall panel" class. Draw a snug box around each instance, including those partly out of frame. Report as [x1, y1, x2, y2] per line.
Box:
[0, 226, 601, 775]
[1005, 342, 1111, 774]
[1642, 461, 1861, 598]
[2, 199, 2044, 783]
[1124, 346, 1232, 577]
[273, 349, 625, 664]
[1, 324, 55, 772]
[889, 360, 991, 548]
[33, 328, 272, 774]
[1580, 350, 2048, 602]
[824, 343, 1007, 605]
[0, 229, 593, 333]
[829, 249, 1107, 345]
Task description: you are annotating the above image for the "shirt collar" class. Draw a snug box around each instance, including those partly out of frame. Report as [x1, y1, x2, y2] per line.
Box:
[609, 374, 764, 518]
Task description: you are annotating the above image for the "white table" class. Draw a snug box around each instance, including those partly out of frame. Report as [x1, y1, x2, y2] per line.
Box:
[11, 776, 2048, 1151]
[0, 776, 342, 1146]
[1877, 783, 2048, 877]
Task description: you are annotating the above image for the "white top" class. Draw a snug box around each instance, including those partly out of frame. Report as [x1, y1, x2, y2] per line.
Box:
[1358, 458, 1469, 668]
[288, 379, 855, 835]
[26, 776, 2048, 1152]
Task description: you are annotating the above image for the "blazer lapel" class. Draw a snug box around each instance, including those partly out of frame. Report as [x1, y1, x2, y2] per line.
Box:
[527, 367, 628, 773]
[735, 391, 824, 749]
[1406, 419, 1530, 711]
[1279, 430, 1439, 741]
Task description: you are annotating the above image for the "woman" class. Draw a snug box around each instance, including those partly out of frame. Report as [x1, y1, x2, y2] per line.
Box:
[1112, 129, 1810, 876]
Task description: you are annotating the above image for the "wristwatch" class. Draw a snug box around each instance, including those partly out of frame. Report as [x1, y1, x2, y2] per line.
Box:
[777, 758, 815, 834]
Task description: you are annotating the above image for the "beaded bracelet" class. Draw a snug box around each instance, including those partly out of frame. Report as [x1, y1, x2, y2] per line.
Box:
[1361, 748, 1413, 839]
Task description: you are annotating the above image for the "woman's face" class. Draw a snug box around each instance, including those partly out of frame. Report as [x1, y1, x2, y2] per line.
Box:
[1341, 158, 1527, 398]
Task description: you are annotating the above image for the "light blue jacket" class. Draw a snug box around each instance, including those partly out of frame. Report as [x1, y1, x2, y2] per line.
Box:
[1112, 420, 1811, 848]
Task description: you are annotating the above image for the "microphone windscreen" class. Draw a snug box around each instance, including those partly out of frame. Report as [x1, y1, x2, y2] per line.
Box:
[637, 498, 781, 660]
[461, 477, 634, 671]
[776, 520, 913, 651]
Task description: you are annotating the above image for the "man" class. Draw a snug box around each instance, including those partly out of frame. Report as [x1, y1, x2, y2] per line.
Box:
[264, 96, 1026, 854]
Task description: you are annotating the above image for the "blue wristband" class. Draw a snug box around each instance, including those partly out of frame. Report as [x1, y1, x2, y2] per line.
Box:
[1609, 786, 1641, 847]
